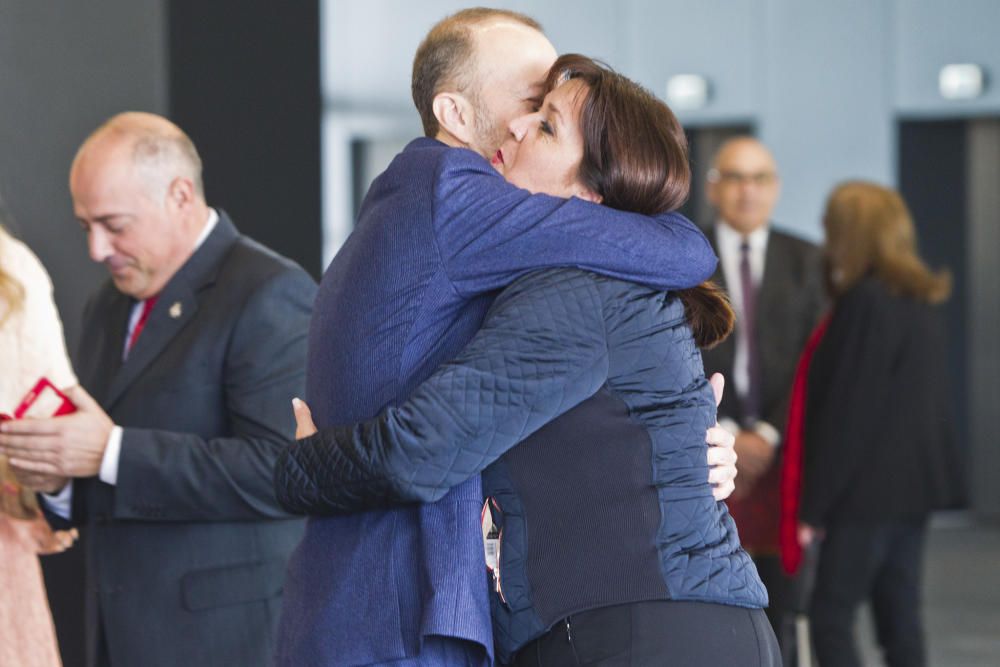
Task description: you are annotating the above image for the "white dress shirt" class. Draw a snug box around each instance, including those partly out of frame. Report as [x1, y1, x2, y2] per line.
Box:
[714, 221, 780, 447]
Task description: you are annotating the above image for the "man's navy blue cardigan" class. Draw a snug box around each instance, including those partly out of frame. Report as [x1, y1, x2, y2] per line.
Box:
[274, 137, 716, 666]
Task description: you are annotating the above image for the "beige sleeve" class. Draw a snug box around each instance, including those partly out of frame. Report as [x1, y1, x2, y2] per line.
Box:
[11, 239, 77, 390]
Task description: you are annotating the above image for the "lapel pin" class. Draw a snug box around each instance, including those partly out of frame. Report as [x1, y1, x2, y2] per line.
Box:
[169, 301, 183, 319]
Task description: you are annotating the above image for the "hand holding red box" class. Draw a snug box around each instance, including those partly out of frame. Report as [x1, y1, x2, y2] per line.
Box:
[0, 382, 112, 484]
[1, 378, 78, 516]
[11, 378, 78, 420]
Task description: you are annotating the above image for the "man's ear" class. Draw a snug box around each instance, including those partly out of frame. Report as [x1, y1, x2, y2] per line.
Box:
[432, 91, 477, 145]
[165, 176, 196, 213]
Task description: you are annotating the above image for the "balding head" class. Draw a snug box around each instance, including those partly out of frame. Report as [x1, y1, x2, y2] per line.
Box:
[73, 111, 205, 200]
[412, 8, 556, 156]
[707, 136, 780, 235]
[70, 112, 210, 299]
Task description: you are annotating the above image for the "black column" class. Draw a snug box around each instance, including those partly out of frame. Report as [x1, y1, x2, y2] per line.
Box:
[167, 0, 323, 278]
[897, 120, 968, 481]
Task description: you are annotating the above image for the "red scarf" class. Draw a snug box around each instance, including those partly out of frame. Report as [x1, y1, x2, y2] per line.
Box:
[778, 314, 830, 575]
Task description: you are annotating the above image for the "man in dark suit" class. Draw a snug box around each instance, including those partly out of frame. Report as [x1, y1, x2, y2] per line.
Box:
[0, 112, 315, 666]
[700, 136, 825, 663]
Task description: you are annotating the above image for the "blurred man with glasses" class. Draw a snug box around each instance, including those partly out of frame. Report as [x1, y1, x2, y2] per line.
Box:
[702, 136, 826, 665]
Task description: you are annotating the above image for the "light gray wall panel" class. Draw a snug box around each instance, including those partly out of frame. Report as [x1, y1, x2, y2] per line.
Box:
[621, 0, 763, 125]
[325, 0, 622, 112]
[760, 0, 894, 240]
[894, 0, 1000, 115]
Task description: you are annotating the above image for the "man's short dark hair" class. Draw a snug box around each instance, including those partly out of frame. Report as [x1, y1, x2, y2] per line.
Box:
[411, 8, 543, 137]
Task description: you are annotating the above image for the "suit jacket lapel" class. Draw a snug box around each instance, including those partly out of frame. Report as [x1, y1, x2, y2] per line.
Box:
[102, 211, 239, 410]
[88, 292, 132, 407]
[756, 231, 787, 346]
[104, 286, 198, 409]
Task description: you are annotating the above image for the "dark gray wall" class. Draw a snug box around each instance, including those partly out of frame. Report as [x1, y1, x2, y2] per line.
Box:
[168, 0, 323, 277]
[0, 3, 167, 665]
[0, 0, 168, 350]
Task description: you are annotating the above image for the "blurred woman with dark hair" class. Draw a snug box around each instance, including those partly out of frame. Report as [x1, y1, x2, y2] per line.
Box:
[0, 216, 79, 667]
[797, 181, 964, 667]
[277, 55, 779, 665]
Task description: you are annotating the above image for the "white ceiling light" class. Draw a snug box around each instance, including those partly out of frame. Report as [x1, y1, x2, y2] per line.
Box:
[666, 74, 710, 110]
[939, 64, 985, 100]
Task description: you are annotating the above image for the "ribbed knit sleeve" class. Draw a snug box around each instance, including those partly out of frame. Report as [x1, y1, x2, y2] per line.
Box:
[431, 148, 716, 296]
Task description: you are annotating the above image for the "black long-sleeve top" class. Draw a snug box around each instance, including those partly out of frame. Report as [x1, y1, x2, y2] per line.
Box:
[801, 276, 964, 526]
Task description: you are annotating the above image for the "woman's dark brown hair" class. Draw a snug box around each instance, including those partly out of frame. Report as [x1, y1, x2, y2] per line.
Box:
[545, 54, 734, 348]
[823, 181, 951, 304]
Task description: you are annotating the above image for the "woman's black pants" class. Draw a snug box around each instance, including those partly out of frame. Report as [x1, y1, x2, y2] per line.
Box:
[809, 518, 928, 667]
[510, 600, 780, 666]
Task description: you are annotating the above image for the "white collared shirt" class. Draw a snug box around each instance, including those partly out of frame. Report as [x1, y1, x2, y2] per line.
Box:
[715, 221, 768, 401]
[714, 221, 780, 447]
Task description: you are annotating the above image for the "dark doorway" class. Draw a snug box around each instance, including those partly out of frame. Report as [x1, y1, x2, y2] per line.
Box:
[898, 120, 969, 455]
[898, 118, 1000, 517]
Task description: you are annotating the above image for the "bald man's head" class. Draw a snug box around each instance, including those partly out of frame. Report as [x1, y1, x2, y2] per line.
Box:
[70, 112, 210, 299]
[73, 111, 205, 200]
[412, 9, 556, 156]
[707, 136, 780, 235]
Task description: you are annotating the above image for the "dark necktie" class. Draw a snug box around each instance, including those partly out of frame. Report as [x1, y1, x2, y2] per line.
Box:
[125, 296, 159, 357]
[740, 241, 761, 424]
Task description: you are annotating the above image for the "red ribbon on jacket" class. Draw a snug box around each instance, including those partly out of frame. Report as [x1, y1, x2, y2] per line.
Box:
[779, 314, 831, 575]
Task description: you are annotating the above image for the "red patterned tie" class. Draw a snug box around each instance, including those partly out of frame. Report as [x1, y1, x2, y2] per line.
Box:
[126, 296, 159, 354]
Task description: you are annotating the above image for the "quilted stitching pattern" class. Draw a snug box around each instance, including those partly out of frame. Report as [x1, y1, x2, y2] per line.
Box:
[599, 279, 767, 607]
[274, 268, 766, 620]
[274, 269, 609, 514]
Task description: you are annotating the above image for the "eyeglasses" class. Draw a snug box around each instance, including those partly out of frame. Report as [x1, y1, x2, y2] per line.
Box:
[707, 169, 778, 186]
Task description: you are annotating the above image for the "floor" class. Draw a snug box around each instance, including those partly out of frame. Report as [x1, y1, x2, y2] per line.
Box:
[843, 514, 1000, 666]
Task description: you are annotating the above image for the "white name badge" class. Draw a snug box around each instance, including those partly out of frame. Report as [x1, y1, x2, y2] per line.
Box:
[481, 497, 506, 603]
